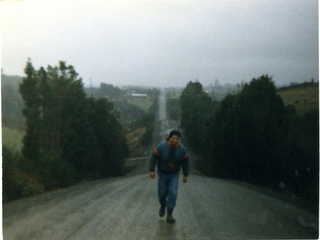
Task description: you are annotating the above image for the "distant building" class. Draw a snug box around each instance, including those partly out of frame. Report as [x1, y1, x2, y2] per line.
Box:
[131, 93, 148, 98]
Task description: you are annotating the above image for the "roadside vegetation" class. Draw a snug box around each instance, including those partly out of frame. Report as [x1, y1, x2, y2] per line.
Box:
[123, 97, 159, 158]
[84, 83, 160, 157]
[2, 61, 159, 202]
[166, 98, 181, 121]
[178, 76, 318, 212]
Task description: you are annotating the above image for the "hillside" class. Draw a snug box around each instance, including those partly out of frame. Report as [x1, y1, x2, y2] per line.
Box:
[2, 127, 24, 151]
[277, 82, 319, 115]
[1, 74, 25, 131]
[1, 74, 22, 87]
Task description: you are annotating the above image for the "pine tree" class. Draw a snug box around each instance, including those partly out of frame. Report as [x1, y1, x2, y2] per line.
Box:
[179, 81, 213, 154]
[19, 60, 130, 188]
[211, 75, 287, 184]
[19, 60, 41, 171]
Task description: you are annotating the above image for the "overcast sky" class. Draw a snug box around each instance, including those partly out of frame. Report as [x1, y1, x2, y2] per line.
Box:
[1, 0, 318, 88]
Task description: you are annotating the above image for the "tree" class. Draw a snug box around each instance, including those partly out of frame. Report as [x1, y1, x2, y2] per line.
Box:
[100, 83, 121, 97]
[210, 75, 287, 185]
[19, 61, 41, 172]
[86, 97, 129, 177]
[19, 60, 129, 189]
[180, 81, 204, 133]
[208, 94, 238, 177]
[166, 98, 181, 121]
[180, 81, 214, 155]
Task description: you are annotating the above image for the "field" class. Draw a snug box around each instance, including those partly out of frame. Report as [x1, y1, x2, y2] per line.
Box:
[126, 97, 154, 112]
[166, 88, 183, 99]
[2, 127, 24, 151]
[277, 83, 318, 115]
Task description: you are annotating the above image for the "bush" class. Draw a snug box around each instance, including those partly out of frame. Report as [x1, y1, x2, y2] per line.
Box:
[283, 109, 319, 204]
[141, 122, 155, 146]
[3, 146, 45, 201]
[3, 146, 24, 202]
[37, 149, 77, 189]
[21, 178, 45, 197]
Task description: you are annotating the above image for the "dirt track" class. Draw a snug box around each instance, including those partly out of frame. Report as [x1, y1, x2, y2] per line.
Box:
[3, 89, 318, 239]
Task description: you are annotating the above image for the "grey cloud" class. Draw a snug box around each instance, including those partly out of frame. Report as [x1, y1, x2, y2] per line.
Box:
[1, 0, 318, 88]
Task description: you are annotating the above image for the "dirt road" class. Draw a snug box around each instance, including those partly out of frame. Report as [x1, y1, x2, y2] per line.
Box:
[3, 89, 318, 239]
[3, 161, 318, 239]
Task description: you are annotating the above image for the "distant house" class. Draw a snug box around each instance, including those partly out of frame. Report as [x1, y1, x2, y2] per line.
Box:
[131, 93, 148, 98]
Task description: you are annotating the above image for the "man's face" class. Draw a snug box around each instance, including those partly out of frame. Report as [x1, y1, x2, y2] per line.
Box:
[169, 135, 180, 146]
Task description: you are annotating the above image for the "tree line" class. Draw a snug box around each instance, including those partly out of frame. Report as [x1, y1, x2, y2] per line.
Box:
[178, 75, 318, 209]
[3, 61, 130, 201]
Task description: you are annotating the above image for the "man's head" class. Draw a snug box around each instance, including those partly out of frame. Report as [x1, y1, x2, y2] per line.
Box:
[167, 130, 181, 146]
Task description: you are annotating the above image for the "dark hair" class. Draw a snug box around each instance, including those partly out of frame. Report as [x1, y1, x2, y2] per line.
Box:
[167, 130, 181, 140]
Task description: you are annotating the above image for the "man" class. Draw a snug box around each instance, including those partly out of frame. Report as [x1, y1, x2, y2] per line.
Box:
[149, 130, 189, 223]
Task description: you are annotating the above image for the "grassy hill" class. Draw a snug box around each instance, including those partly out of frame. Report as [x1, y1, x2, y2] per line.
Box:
[2, 74, 25, 131]
[126, 97, 154, 112]
[1, 74, 22, 87]
[277, 82, 318, 115]
[2, 127, 24, 151]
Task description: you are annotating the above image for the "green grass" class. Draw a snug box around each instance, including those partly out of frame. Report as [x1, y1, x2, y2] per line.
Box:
[127, 98, 154, 112]
[278, 83, 319, 115]
[2, 127, 24, 151]
[166, 89, 183, 99]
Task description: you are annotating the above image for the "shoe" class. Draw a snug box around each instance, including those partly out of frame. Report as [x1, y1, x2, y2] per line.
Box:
[159, 205, 166, 217]
[166, 209, 175, 223]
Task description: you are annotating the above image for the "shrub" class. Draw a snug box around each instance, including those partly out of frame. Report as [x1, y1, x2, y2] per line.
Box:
[3, 146, 25, 202]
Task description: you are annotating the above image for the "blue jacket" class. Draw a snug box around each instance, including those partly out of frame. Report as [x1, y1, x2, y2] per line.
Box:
[149, 141, 189, 176]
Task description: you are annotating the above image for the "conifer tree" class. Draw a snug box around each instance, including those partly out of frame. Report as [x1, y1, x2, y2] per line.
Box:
[19, 60, 129, 188]
[179, 81, 213, 154]
[19, 61, 41, 171]
[210, 75, 287, 184]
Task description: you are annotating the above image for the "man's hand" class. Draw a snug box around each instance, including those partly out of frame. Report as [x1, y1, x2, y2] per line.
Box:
[183, 176, 188, 183]
[150, 171, 155, 179]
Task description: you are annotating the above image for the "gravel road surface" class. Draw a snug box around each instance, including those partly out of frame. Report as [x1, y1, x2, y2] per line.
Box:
[3, 162, 318, 239]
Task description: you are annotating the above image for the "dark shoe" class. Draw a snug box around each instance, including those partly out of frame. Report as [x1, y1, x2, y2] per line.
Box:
[159, 205, 166, 217]
[166, 209, 175, 223]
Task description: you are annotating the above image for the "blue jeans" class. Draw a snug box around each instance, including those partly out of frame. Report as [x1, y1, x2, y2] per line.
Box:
[158, 172, 179, 210]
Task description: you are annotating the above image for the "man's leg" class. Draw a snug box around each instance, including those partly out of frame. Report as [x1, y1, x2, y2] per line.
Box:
[166, 173, 179, 223]
[158, 174, 168, 208]
[166, 173, 179, 210]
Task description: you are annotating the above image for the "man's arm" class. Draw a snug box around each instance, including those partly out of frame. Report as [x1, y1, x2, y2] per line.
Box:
[181, 153, 189, 182]
[149, 149, 160, 179]
[150, 171, 155, 178]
